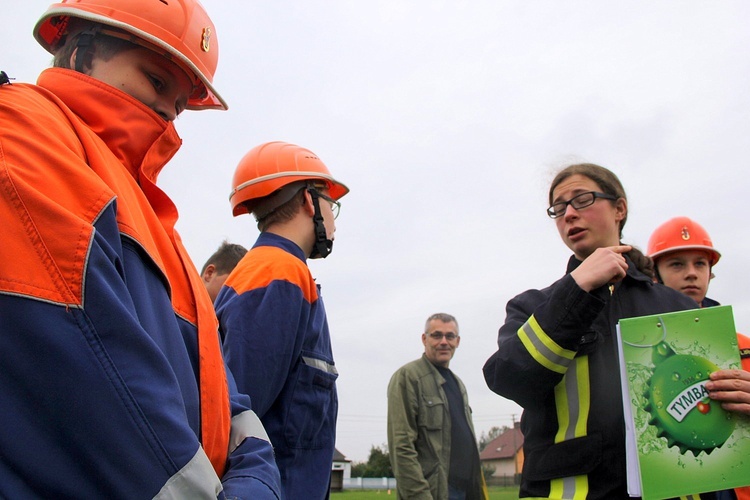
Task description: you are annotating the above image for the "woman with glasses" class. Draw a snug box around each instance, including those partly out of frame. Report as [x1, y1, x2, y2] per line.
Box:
[483, 163, 696, 499]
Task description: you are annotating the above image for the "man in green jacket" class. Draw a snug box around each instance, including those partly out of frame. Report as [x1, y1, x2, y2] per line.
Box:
[387, 313, 487, 500]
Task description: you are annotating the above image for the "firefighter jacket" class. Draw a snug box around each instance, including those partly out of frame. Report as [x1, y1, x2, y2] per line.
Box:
[216, 232, 338, 500]
[483, 255, 697, 499]
[387, 354, 487, 500]
[0, 68, 280, 498]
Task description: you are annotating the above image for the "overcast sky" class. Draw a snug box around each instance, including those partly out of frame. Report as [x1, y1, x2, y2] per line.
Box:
[7, 1, 750, 463]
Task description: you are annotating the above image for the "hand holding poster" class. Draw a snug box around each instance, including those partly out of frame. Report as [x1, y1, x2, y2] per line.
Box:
[617, 305, 750, 499]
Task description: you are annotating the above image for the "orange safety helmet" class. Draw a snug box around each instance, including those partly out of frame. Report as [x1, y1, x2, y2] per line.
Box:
[647, 216, 721, 266]
[33, 0, 226, 110]
[230, 141, 349, 217]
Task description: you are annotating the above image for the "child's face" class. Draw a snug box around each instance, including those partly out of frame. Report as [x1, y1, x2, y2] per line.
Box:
[656, 250, 712, 304]
[83, 46, 193, 121]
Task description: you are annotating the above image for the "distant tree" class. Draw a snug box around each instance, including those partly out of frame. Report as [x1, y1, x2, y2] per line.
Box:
[350, 461, 367, 478]
[364, 443, 393, 477]
[350, 443, 393, 477]
[478, 425, 508, 451]
[481, 463, 496, 482]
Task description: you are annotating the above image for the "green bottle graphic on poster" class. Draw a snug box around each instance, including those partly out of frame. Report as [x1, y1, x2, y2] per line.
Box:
[617, 305, 750, 500]
[644, 338, 734, 455]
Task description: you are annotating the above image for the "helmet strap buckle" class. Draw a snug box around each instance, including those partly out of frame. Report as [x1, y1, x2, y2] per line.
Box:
[74, 27, 100, 73]
[307, 188, 333, 259]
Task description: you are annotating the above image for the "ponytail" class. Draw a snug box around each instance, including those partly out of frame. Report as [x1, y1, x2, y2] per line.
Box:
[625, 246, 655, 280]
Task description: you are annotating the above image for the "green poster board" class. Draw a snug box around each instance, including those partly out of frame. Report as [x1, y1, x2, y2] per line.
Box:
[617, 305, 750, 499]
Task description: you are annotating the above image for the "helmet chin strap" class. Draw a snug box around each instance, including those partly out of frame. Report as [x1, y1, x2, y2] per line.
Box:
[74, 27, 100, 73]
[307, 188, 333, 259]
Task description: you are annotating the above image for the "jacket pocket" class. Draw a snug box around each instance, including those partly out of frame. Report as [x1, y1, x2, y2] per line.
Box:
[283, 354, 338, 449]
[522, 434, 602, 481]
[417, 393, 444, 430]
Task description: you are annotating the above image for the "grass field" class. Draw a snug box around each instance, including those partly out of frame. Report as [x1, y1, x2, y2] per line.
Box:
[331, 486, 520, 499]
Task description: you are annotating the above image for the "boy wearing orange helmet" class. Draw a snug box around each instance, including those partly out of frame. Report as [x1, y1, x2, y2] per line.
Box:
[649, 217, 750, 500]
[216, 141, 349, 500]
[0, 1, 279, 497]
[648, 217, 750, 373]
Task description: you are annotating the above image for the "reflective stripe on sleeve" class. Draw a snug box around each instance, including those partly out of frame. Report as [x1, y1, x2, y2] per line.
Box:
[549, 356, 591, 499]
[153, 448, 222, 499]
[549, 474, 589, 500]
[517, 315, 576, 374]
[554, 356, 591, 442]
[229, 409, 271, 455]
[302, 356, 338, 375]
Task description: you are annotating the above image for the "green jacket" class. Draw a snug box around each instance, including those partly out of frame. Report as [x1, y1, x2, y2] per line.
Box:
[387, 355, 487, 500]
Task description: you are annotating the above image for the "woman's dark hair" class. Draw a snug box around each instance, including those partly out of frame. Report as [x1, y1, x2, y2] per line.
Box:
[549, 163, 654, 279]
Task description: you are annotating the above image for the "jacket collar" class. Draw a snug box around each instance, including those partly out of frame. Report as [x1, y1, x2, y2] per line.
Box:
[254, 232, 307, 263]
[420, 353, 448, 382]
[565, 253, 653, 286]
[36, 68, 182, 184]
[701, 296, 721, 308]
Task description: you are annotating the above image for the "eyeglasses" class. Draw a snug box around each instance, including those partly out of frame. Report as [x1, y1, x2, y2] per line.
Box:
[316, 192, 341, 220]
[427, 332, 458, 341]
[547, 191, 617, 219]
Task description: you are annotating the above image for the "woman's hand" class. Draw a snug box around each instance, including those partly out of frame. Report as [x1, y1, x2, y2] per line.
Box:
[570, 245, 632, 292]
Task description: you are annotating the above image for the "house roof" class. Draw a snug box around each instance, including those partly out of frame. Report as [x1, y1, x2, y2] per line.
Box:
[332, 447, 350, 462]
[479, 426, 524, 460]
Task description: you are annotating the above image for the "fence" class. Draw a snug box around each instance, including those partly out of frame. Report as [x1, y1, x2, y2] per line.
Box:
[343, 477, 397, 490]
[485, 474, 521, 487]
[345, 474, 519, 490]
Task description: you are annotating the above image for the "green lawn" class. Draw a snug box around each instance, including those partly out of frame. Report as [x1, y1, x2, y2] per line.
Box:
[332, 486, 519, 499]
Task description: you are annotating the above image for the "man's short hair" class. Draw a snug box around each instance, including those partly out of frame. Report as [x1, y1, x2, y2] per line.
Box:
[201, 240, 247, 275]
[424, 313, 459, 334]
[253, 187, 307, 232]
[52, 19, 138, 70]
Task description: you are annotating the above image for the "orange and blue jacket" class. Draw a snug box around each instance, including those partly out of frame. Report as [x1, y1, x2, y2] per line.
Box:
[739, 334, 750, 372]
[702, 297, 750, 371]
[216, 232, 338, 500]
[702, 298, 750, 499]
[0, 68, 279, 498]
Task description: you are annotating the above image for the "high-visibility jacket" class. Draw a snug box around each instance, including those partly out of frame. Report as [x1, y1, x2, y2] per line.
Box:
[216, 232, 338, 500]
[483, 255, 696, 499]
[0, 68, 279, 498]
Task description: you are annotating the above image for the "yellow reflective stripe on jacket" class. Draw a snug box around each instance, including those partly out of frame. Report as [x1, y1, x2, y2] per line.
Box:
[554, 356, 590, 443]
[549, 356, 591, 499]
[518, 315, 593, 499]
[549, 474, 589, 500]
[518, 315, 576, 374]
